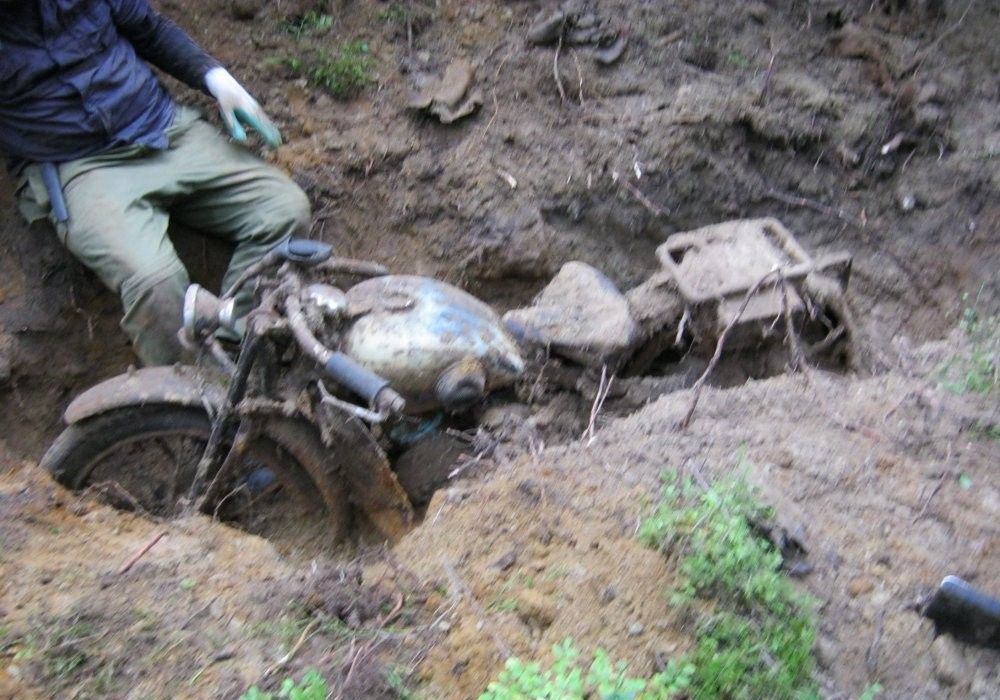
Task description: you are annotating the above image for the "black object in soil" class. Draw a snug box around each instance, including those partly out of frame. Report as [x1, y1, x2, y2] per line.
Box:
[923, 575, 1000, 649]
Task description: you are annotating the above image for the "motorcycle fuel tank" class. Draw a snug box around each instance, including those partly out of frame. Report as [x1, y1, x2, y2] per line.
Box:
[341, 276, 525, 410]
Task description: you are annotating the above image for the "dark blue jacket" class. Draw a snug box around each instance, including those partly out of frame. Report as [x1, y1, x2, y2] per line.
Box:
[0, 0, 219, 167]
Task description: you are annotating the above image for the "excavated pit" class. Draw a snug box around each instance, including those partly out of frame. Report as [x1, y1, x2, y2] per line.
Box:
[1, 2, 998, 698]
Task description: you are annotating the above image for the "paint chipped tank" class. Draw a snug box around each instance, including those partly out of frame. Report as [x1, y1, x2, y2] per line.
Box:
[341, 276, 524, 412]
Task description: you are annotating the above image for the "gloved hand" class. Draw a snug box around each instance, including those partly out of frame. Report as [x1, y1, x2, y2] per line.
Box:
[204, 67, 282, 148]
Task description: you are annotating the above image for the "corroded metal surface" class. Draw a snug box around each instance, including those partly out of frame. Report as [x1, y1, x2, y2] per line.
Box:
[318, 404, 415, 540]
[656, 218, 813, 348]
[341, 276, 524, 408]
[64, 365, 225, 424]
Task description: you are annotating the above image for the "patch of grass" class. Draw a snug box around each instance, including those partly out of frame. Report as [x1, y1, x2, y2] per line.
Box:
[286, 41, 375, 99]
[378, 3, 410, 24]
[638, 473, 819, 699]
[480, 638, 694, 700]
[34, 620, 95, 686]
[938, 298, 998, 395]
[385, 665, 422, 699]
[858, 683, 883, 700]
[280, 11, 334, 40]
[726, 50, 751, 69]
[488, 596, 519, 614]
[241, 669, 328, 700]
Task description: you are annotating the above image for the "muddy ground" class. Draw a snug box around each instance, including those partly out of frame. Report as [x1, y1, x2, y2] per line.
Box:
[1, 0, 998, 698]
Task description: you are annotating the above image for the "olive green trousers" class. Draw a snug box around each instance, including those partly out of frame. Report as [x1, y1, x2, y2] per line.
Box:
[16, 106, 310, 366]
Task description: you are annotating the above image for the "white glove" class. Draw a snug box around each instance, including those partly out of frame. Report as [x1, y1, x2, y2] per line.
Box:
[204, 67, 282, 148]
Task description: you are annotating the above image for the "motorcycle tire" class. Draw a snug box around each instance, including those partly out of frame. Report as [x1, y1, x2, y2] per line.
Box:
[42, 405, 350, 553]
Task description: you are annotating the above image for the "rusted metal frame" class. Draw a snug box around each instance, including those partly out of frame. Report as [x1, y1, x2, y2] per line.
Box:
[193, 418, 261, 514]
[184, 329, 266, 507]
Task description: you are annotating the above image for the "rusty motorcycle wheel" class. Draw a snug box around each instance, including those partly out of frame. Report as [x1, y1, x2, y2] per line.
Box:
[41, 406, 350, 555]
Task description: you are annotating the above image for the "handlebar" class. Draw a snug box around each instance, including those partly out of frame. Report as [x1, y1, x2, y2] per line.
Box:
[284, 294, 406, 416]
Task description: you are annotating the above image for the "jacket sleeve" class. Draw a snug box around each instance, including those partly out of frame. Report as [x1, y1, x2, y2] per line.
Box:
[108, 0, 221, 93]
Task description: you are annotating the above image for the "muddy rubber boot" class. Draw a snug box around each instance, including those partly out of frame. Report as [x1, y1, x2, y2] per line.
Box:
[121, 271, 192, 366]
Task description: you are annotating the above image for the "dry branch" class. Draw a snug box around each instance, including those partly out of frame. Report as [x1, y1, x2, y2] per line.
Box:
[582, 365, 615, 444]
[118, 530, 167, 575]
[678, 269, 781, 430]
[553, 35, 567, 103]
[765, 188, 864, 228]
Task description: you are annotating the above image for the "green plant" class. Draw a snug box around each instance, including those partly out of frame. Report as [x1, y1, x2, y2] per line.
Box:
[385, 665, 422, 699]
[938, 297, 998, 395]
[287, 41, 375, 98]
[857, 683, 883, 700]
[280, 11, 334, 40]
[378, 3, 409, 24]
[638, 474, 819, 700]
[240, 669, 328, 700]
[480, 638, 691, 700]
[727, 50, 750, 69]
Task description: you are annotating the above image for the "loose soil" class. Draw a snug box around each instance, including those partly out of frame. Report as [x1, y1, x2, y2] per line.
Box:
[1, 1, 997, 698]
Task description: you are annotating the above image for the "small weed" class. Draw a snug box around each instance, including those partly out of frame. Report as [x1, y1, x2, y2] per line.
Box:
[40, 620, 95, 685]
[480, 638, 693, 700]
[12, 634, 37, 662]
[638, 472, 819, 700]
[488, 597, 519, 614]
[178, 578, 197, 591]
[385, 665, 422, 699]
[241, 668, 328, 700]
[727, 50, 751, 69]
[378, 3, 410, 24]
[286, 41, 375, 98]
[280, 11, 334, 40]
[938, 296, 998, 395]
[858, 683, 883, 700]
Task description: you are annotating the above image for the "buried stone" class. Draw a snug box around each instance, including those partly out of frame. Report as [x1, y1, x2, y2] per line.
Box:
[503, 262, 638, 368]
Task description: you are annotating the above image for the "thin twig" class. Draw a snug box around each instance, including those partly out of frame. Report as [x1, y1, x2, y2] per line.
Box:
[571, 48, 585, 105]
[583, 366, 614, 445]
[83, 480, 156, 521]
[261, 619, 319, 680]
[758, 37, 780, 105]
[866, 607, 886, 672]
[905, 0, 977, 76]
[765, 188, 864, 228]
[777, 273, 806, 371]
[913, 442, 953, 522]
[118, 530, 168, 575]
[621, 179, 667, 216]
[679, 269, 781, 430]
[553, 34, 567, 103]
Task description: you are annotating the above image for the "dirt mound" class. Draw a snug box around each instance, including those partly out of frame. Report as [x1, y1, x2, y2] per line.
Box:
[393, 333, 999, 698]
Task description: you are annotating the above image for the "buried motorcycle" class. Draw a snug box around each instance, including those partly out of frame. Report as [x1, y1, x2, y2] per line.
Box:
[41, 219, 855, 551]
[40, 239, 525, 551]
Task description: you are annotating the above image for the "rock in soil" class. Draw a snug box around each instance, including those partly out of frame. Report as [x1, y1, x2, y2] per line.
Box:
[504, 262, 638, 368]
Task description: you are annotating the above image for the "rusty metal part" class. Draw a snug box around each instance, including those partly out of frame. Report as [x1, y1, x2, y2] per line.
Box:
[657, 218, 813, 349]
[194, 420, 258, 513]
[318, 257, 390, 278]
[285, 294, 406, 413]
[316, 404, 415, 540]
[317, 380, 387, 423]
[341, 276, 524, 409]
[64, 365, 225, 425]
[255, 417, 352, 540]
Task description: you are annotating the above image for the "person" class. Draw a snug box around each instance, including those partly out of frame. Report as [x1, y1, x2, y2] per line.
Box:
[0, 0, 311, 365]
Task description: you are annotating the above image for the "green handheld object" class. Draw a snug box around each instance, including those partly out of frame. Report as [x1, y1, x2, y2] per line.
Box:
[233, 107, 282, 148]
